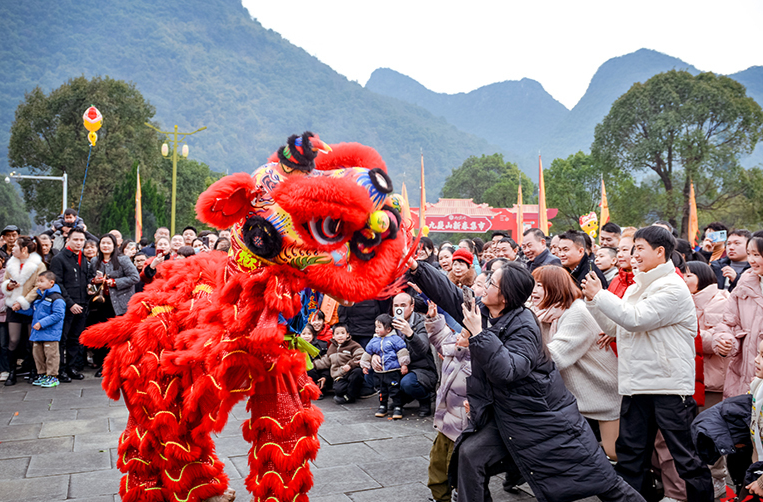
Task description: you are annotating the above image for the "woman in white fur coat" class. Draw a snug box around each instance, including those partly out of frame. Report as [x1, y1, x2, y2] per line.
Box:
[531, 265, 621, 460]
[2, 235, 46, 386]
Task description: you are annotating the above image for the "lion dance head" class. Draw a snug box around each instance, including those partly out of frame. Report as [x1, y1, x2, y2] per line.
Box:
[197, 132, 413, 308]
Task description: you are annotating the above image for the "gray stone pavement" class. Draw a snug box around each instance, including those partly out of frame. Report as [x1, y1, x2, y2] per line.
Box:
[0, 368, 560, 502]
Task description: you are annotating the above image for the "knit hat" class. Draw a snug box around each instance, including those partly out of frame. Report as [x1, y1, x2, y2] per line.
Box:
[452, 248, 473, 267]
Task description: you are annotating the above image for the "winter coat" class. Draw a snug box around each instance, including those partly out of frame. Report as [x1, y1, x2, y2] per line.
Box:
[313, 336, 365, 381]
[712, 257, 750, 293]
[337, 298, 391, 347]
[361, 334, 410, 372]
[587, 260, 698, 396]
[315, 323, 333, 342]
[447, 268, 476, 288]
[692, 393, 752, 465]
[50, 247, 93, 308]
[567, 251, 609, 290]
[410, 261, 619, 502]
[693, 284, 730, 393]
[713, 269, 763, 398]
[17, 284, 66, 342]
[545, 299, 621, 421]
[528, 249, 561, 273]
[2, 252, 46, 311]
[427, 313, 471, 442]
[90, 255, 140, 316]
[397, 312, 439, 392]
[607, 268, 635, 299]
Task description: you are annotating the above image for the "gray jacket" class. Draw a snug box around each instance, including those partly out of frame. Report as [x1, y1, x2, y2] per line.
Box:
[90, 255, 140, 316]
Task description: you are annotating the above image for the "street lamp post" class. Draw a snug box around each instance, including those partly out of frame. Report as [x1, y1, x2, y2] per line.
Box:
[5, 171, 68, 213]
[144, 123, 206, 235]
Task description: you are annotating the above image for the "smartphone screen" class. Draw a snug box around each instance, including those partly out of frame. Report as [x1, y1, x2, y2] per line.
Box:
[709, 230, 727, 243]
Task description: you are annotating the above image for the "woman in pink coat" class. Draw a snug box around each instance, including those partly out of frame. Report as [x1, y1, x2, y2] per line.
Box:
[714, 235, 763, 399]
[685, 261, 730, 408]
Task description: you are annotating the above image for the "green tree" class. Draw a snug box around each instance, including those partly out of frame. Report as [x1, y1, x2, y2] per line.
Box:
[0, 182, 32, 232]
[100, 162, 168, 237]
[545, 151, 651, 230]
[8, 75, 162, 228]
[592, 70, 763, 236]
[441, 153, 535, 206]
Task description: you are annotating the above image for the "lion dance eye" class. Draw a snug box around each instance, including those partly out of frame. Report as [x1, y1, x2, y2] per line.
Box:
[308, 217, 344, 245]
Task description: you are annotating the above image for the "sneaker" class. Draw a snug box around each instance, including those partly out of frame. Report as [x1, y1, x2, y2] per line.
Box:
[392, 406, 403, 419]
[0, 371, 8, 382]
[360, 389, 379, 399]
[41, 376, 59, 388]
[658, 498, 685, 502]
[32, 375, 47, 386]
[333, 395, 348, 405]
[375, 405, 388, 417]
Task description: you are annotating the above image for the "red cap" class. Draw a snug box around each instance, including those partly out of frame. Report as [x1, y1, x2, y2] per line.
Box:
[451, 248, 474, 267]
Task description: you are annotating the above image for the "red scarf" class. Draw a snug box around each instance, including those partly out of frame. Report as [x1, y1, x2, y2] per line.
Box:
[607, 268, 634, 299]
[67, 245, 83, 266]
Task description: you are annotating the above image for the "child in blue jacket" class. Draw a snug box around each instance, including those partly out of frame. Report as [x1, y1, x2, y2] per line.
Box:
[361, 314, 410, 420]
[14, 271, 66, 388]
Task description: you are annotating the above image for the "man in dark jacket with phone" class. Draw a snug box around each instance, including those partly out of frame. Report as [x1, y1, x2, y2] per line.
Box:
[49, 228, 92, 381]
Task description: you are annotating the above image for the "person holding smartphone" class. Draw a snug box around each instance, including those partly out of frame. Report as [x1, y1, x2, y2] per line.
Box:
[140, 237, 171, 285]
[699, 222, 729, 263]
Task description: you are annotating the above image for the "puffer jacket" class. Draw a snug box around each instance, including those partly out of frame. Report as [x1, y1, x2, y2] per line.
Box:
[361, 334, 410, 372]
[693, 284, 730, 393]
[17, 284, 66, 342]
[426, 314, 470, 442]
[2, 252, 46, 311]
[713, 269, 763, 398]
[587, 260, 698, 396]
[692, 393, 752, 465]
[313, 336, 365, 381]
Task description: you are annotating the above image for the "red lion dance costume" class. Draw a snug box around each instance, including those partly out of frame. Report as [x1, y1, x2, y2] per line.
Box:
[81, 133, 413, 502]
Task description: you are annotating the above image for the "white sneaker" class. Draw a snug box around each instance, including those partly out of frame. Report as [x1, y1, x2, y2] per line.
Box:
[0, 372, 8, 381]
[658, 498, 685, 502]
[712, 477, 727, 499]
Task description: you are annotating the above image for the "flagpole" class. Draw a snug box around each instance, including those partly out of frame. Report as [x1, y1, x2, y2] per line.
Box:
[516, 182, 523, 244]
[135, 165, 143, 242]
[419, 149, 426, 235]
[538, 154, 548, 235]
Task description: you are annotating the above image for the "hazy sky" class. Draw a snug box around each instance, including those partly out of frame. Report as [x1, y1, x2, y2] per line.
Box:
[242, 0, 763, 110]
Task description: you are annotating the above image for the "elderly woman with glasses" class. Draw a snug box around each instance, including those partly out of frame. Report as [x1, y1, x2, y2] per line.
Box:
[407, 258, 643, 502]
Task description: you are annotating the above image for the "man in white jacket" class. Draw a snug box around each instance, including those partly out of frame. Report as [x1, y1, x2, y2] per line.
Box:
[582, 226, 712, 502]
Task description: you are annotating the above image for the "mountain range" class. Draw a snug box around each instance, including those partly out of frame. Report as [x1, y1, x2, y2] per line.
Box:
[367, 49, 763, 174]
[1, 1, 761, 208]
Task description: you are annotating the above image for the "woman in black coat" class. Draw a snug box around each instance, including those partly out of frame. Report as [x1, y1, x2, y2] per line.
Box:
[408, 260, 643, 502]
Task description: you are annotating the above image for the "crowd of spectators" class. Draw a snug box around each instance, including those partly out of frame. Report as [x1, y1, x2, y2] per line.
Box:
[6, 210, 763, 501]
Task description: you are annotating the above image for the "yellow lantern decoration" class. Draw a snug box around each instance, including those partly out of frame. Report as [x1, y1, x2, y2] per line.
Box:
[83, 106, 102, 147]
[421, 225, 430, 237]
[368, 210, 390, 233]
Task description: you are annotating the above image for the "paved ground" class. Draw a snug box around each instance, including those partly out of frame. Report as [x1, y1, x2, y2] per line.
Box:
[0, 368, 542, 502]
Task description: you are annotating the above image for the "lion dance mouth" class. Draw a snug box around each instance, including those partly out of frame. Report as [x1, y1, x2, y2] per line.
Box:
[81, 132, 414, 502]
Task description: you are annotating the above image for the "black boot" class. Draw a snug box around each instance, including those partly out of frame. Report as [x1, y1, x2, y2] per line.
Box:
[4, 350, 16, 386]
[417, 396, 432, 417]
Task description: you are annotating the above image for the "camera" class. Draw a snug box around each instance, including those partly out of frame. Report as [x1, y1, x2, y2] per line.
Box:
[394, 307, 405, 319]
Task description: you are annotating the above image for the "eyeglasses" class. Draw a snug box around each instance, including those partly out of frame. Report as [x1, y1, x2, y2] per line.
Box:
[488, 280, 499, 290]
